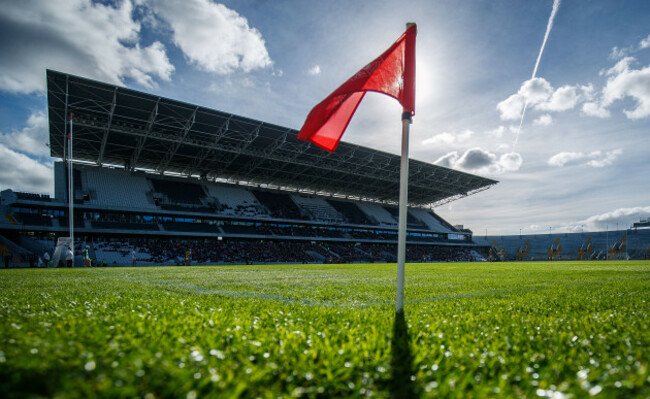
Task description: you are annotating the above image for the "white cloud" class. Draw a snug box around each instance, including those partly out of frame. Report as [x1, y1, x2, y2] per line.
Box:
[456, 148, 496, 171]
[581, 102, 611, 118]
[580, 57, 650, 119]
[497, 77, 553, 120]
[0, 111, 49, 157]
[520, 78, 554, 104]
[0, 143, 53, 193]
[535, 85, 580, 112]
[600, 57, 650, 119]
[433, 151, 459, 168]
[608, 34, 650, 60]
[435, 148, 522, 175]
[0, 0, 174, 94]
[500, 80, 585, 119]
[498, 152, 523, 173]
[586, 149, 623, 167]
[547, 151, 587, 167]
[640, 34, 650, 49]
[533, 114, 553, 126]
[422, 129, 473, 147]
[496, 93, 526, 121]
[606, 57, 635, 76]
[308, 65, 321, 76]
[609, 46, 628, 60]
[149, 0, 272, 74]
[548, 149, 622, 167]
[580, 83, 596, 101]
[566, 206, 650, 232]
[423, 132, 455, 146]
[496, 52, 650, 122]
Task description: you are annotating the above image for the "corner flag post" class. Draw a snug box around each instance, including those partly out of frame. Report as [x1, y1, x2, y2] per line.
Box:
[396, 22, 415, 314]
[395, 112, 411, 313]
[68, 113, 74, 261]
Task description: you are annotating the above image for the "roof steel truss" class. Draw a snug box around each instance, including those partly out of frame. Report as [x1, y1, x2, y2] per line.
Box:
[47, 70, 497, 206]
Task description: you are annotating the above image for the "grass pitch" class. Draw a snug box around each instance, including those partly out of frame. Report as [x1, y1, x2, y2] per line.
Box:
[1, 261, 649, 398]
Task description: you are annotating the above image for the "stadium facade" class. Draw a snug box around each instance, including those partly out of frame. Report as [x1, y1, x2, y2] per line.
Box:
[0, 71, 647, 266]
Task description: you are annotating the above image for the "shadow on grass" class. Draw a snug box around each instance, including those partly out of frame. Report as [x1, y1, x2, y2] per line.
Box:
[389, 310, 419, 398]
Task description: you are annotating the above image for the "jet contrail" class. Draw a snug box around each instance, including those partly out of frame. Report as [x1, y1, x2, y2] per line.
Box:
[513, 0, 561, 150]
[532, 0, 561, 79]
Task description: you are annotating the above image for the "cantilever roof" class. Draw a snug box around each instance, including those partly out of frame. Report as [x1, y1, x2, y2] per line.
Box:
[47, 70, 496, 206]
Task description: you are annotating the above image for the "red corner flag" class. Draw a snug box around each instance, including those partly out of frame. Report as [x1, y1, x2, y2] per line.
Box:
[297, 24, 416, 152]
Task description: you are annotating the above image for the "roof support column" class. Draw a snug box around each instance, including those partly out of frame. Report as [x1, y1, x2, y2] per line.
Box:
[97, 87, 118, 165]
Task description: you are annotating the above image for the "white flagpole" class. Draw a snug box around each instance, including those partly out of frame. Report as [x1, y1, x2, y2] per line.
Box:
[396, 112, 411, 313]
[68, 113, 74, 263]
[396, 22, 415, 314]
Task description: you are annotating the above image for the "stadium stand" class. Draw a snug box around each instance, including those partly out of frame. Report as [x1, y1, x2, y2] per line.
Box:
[474, 228, 650, 261]
[82, 165, 157, 210]
[356, 202, 397, 226]
[326, 199, 375, 225]
[409, 208, 457, 233]
[383, 205, 427, 229]
[291, 195, 345, 223]
[204, 183, 268, 218]
[16, 192, 51, 202]
[149, 177, 206, 205]
[253, 191, 306, 220]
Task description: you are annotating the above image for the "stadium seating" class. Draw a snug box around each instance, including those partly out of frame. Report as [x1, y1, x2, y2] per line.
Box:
[290, 195, 345, 223]
[82, 166, 157, 210]
[383, 206, 427, 229]
[409, 208, 456, 233]
[474, 228, 650, 261]
[204, 183, 269, 218]
[355, 202, 397, 226]
[326, 199, 375, 225]
[149, 177, 206, 205]
[93, 240, 152, 266]
[10, 159, 649, 264]
[15, 192, 51, 202]
[252, 190, 306, 220]
[16, 212, 53, 227]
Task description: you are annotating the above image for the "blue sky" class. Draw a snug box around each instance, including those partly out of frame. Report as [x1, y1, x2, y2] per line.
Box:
[0, 0, 648, 235]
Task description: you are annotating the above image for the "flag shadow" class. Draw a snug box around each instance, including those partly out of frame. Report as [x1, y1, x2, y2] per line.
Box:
[389, 310, 419, 398]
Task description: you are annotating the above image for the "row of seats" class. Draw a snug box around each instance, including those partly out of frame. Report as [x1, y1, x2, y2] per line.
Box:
[290, 195, 345, 223]
[59, 164, 458, 233]
[76, 237, 477, 266]
[409, 208, 456, 233]
[83, 167, 156, 209]
[356, 202, 397, 226]
[474, 229, 650, 261]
